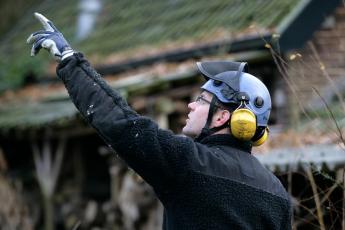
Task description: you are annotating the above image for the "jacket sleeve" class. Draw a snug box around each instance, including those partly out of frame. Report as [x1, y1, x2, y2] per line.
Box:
[57, 53, 194, 191]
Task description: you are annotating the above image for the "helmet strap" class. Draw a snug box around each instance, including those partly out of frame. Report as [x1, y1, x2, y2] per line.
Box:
[195, 95, 229, 141]
[205, 95, 218, 129]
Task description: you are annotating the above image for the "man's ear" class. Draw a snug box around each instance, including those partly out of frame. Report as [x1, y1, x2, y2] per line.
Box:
[213, 109, 231, 127]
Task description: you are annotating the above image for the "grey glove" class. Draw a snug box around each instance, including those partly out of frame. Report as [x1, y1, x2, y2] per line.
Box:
[27, 13, 74, 62]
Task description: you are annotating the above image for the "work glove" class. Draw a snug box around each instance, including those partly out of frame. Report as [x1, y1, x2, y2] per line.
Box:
[27, 12, 74, 62]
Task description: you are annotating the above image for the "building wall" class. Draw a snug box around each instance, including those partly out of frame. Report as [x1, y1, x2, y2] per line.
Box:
[286, 4, 345, 124]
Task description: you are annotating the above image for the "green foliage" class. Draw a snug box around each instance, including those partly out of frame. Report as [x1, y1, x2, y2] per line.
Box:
[0, 55, 47, 91]
[0, 0, 45, 35]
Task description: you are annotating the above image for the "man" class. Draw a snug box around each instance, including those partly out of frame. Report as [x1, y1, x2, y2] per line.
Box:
[27, 13, 291, 229]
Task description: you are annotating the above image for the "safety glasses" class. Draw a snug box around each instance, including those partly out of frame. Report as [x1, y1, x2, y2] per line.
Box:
[195, 95, 225, 110]
[195, 95, 212, 105]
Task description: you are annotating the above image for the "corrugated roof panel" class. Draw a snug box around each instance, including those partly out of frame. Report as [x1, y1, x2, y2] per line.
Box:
[255, 144, 345, 172]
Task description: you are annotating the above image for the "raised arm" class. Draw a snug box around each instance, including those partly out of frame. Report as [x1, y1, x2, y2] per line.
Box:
[27, 13, 195, 192]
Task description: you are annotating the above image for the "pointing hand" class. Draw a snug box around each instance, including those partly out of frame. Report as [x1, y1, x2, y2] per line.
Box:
[27, 13, 74, 62]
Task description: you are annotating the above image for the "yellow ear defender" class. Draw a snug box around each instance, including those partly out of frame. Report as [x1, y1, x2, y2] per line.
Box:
[252, 127, 269, 146]
[230, 100, 269, 146]
[230, 104, 257, 141]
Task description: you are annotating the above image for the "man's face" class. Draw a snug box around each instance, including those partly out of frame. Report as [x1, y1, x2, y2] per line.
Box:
[182, 91, 213, 138]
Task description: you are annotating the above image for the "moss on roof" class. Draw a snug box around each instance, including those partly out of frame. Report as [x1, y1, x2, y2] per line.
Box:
[0, 50, 271, 130]
[0, 0, 300, 91]
[0, 64, 193, 130]
[0, 101, 78, 130]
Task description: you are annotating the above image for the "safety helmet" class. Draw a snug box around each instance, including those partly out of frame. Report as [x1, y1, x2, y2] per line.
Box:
[196, 61, 271, 146]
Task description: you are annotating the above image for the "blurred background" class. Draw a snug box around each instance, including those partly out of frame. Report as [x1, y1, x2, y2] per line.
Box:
[0, 0, 344, 229]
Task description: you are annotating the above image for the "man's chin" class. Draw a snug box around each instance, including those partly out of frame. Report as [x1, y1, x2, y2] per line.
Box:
[182, 127, 197, 138]
[181, 127, 190, 136]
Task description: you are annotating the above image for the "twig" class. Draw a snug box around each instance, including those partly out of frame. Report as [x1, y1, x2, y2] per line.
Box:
[308, 42, 345, 113]
[294, 215, 323, 229]
[296, 182, 338, 225]
[313, 87, 345, 145]
[306, 166, 325, 230]
[288, 166, 294, 228]
[71, 220, 81, 230]
[343, 166, 345, 230]
[266, 43, 313, 123]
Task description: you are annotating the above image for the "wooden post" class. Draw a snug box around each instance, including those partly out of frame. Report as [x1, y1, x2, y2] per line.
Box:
[155, 97, 174, 129]
[32, 136, 66, 230]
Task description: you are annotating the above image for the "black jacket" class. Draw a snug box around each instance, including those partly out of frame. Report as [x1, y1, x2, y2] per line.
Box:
[57, 53, 292, 230]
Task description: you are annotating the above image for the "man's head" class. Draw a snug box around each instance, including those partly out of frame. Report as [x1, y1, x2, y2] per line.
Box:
[182, 91, 231, 138]
[183, 61, 271, 146]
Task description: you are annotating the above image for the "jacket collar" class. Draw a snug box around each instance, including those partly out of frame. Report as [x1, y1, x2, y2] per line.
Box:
[197, 134, 252, 153]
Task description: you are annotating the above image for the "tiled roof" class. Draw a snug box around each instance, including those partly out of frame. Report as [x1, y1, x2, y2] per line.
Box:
[79, 0, 298, 55]
[0, 101, 77, 130]
[0, 0, 300, 90]
[0, 51, 268, 130]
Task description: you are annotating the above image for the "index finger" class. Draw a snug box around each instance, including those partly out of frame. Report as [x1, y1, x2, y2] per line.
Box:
[34, 12, 56, 32]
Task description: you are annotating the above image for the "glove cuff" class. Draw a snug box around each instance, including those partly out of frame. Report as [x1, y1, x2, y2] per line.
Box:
[61, 49, 75, 61]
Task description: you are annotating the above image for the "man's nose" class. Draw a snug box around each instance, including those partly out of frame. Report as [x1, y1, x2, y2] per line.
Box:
[188, 101, 196, 110]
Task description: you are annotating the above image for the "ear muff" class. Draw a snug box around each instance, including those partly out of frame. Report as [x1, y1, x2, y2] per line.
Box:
[252, 127, 269, 146]
[230, 108, 257, 141]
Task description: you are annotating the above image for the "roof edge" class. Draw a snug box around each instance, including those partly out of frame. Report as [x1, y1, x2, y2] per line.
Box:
[277, 0, 342, 51]
[276, 0, 312, 35]
[36, 34, 271, 84]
